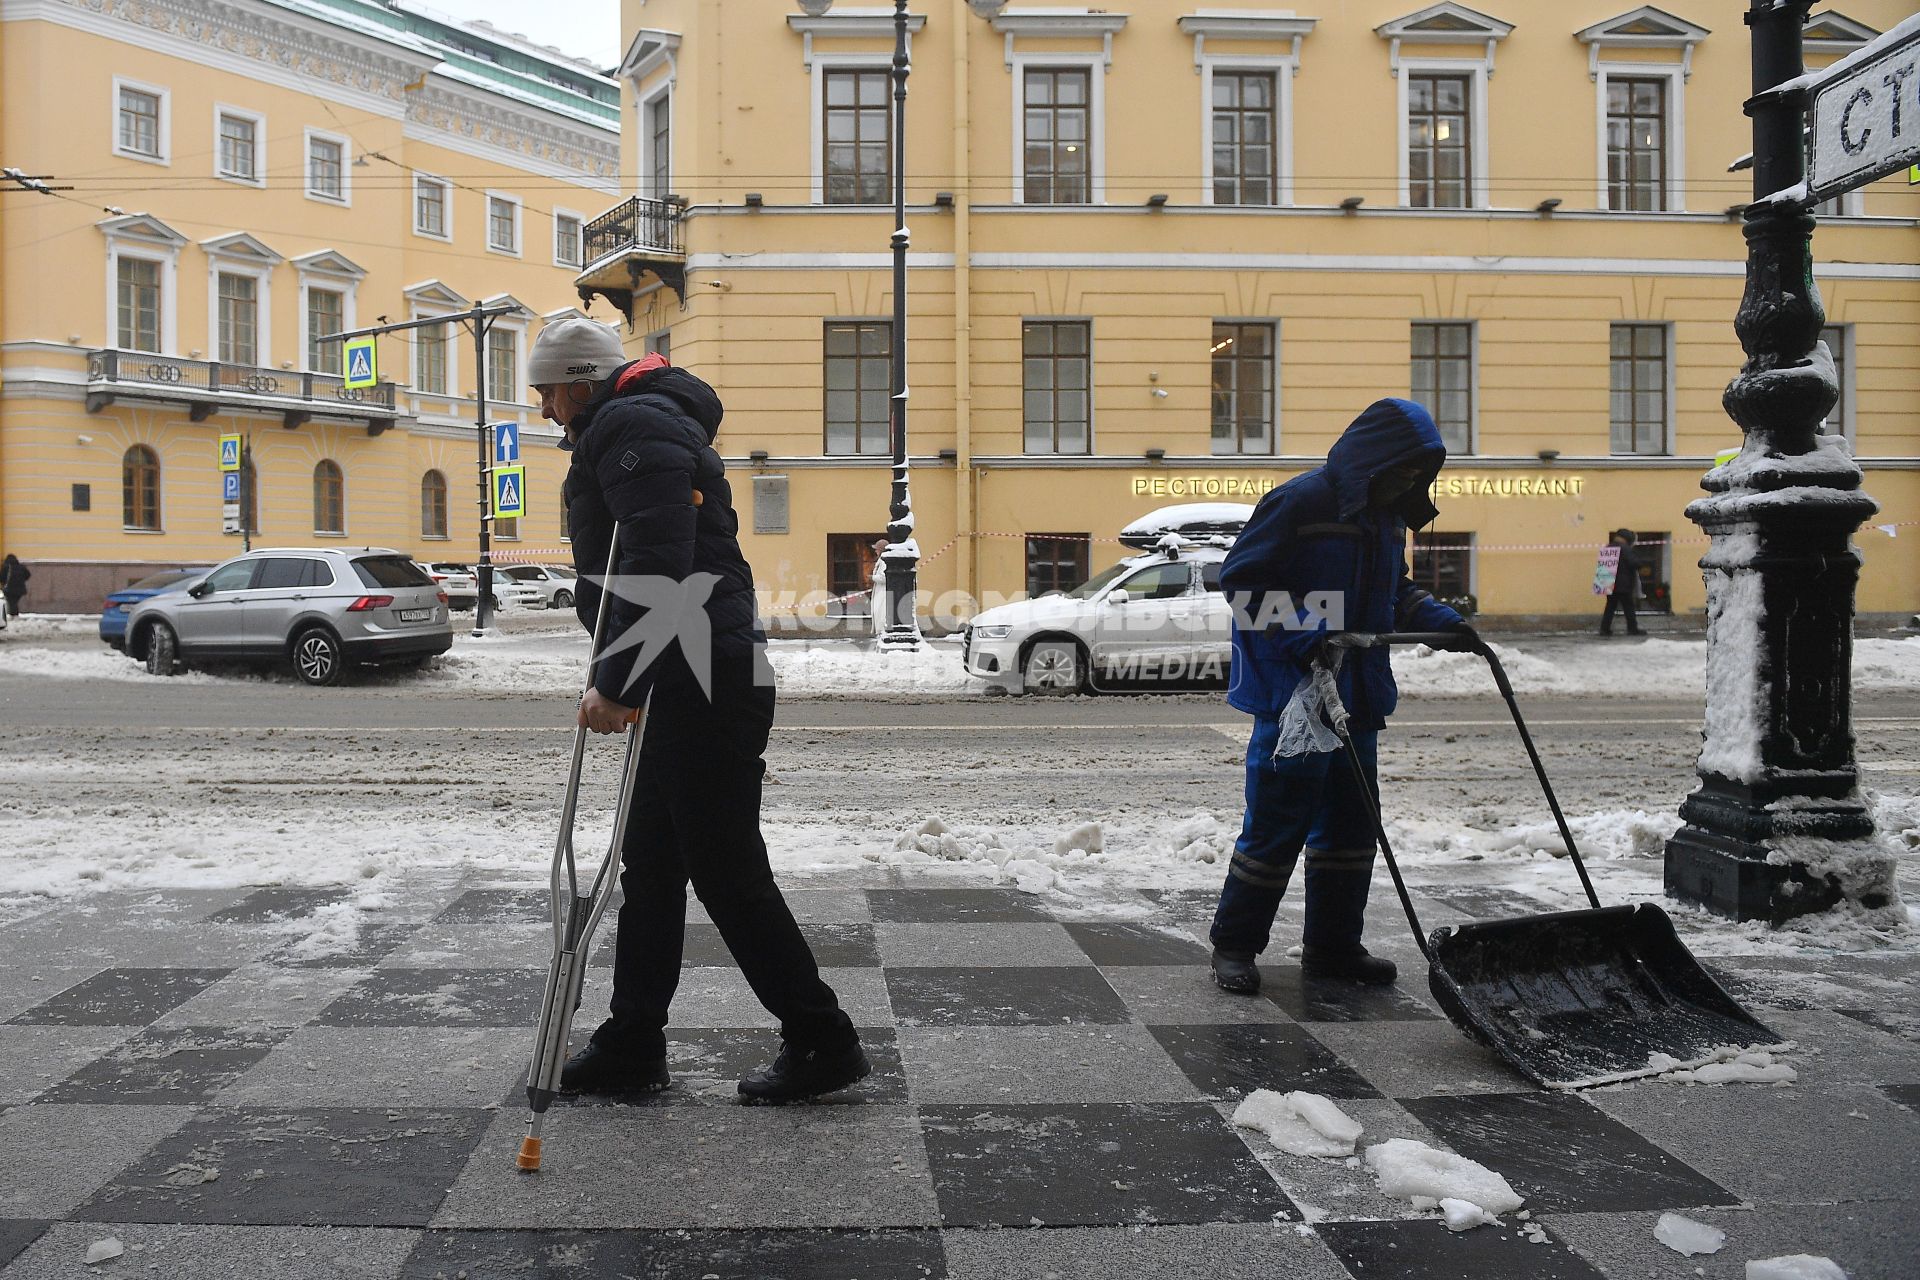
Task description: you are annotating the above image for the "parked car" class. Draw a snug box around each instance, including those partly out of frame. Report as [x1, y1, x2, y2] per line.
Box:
[125, 548, 452, 686]
[494, 563, 577, 610]
[100, 567, 210, 649]
[422, 562, 485, 611]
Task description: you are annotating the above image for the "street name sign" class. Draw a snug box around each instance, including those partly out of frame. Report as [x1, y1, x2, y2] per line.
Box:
[1807, 14, 1920, 203]
[343, 337, 378, 389]
[218, 434, 241, 472]
[493, 422, 520, 465]
[492, 465, 527, 520]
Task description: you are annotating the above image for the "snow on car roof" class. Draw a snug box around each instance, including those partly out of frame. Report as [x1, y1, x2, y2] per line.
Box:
[1117, 503, 1254, 549]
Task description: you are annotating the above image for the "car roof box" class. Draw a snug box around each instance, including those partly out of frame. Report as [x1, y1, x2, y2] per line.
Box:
[1117, 502, 1255, 551]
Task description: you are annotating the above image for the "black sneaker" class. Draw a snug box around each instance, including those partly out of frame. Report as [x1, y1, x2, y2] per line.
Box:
[1211, 948, 1261, 994]
[558, 1039, 670, 1095]
[1300, 945, 1398, 986]
[737, 1041, 870, 1105]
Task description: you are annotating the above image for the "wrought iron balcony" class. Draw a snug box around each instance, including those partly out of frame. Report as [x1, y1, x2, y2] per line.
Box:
[576, 195, 687, 316]
[85, 349, 401, 433]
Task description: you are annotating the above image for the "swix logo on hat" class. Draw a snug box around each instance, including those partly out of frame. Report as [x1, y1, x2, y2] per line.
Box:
[568, 363, 599, 375]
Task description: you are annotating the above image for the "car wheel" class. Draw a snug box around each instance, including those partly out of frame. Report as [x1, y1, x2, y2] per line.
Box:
[553, 589, 573, 610]
[1022, 639, 1084, 695]
[292, 627, 344, 687]
[145, 621, 181, 677]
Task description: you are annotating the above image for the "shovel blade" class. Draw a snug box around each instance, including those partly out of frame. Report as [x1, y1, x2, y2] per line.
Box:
[1425, 903, 1783, 1090]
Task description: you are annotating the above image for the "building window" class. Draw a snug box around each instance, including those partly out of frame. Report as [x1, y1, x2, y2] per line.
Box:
[415, 176, 450, 238]
[1633, 529, 1672, 613]
[306, 288, 343, 374]
[486, 327, 518, 405]
[554, 212, 582, 267]
[1411, 321, 1473, 454]
[824, 69, 891, 205]
[1609, 323, 1669, 455]
[415, 319, 448, 394]
[307, 134, 344, 202]
[826, 533, 887, 617]
[496, 517, 519, 541]
[122, 445, 160, 531]
[1211, 72, 1276, 206]
[646, 93, 672, 199]
[487, 195, 520, 254]
[313, 460, 345, 534]
[217, 272, 258, 367]
[116, 257, 162, 353]
[1023, 321, 1091, 455]
[1820, 324, 1849, 440]
[1607, 77, 1667, 212]
[1023, 68, 1092, 204]
[1407, 74, 1471, 209]
[824, 321, 891, 455]
[1410, 532, 1474, 611]
[1026, 534, 1090, 597]
[644, 329, 671, 361]
[117, 86, 163, 160]
[216, 110, 259, 182]
[1210, 322, 1275, 455]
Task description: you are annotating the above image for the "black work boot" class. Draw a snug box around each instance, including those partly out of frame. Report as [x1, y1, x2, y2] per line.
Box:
[559, 1038, 670, 1095]
[1211, 947, 1261, 994]
[737, 1040, 870, 1105]
[1301, 945, 1398, 985]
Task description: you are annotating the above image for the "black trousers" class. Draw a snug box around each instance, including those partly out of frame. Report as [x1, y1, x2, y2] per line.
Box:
[601, 645, 855, 1059]
[1600, 591, 1639, 634]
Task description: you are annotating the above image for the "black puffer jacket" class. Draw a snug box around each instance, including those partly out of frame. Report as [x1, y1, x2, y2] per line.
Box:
[563, 358, 760, 706]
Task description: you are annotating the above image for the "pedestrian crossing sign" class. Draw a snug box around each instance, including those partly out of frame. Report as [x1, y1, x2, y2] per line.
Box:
[491, 465, 527, 520]
[343, 338, 377, 389]
[218, 434, 242, 472]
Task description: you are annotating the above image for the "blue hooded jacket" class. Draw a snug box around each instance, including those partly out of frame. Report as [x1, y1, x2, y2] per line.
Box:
[1222, 398, 1463, 729]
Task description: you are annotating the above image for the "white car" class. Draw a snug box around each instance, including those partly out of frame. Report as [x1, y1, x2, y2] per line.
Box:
[962, 504, 1252, 695]
[494, 563, 577, 610]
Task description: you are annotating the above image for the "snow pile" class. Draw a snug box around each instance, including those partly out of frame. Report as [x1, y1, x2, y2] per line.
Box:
[1390, 641, 1573, 696]
[1231, 1090, 1362, 1159]
[0, 646, 222, 684]
[1696, 537, 1766, 784]
[1654, 1213, 1727, 1256]
[1440, 1199, 1501, 1232]
[887, 817, 1059, 893]
[1764, 833, 1905, 932]
[1649, 1046, 1797, 1086]
[1053, 821, 1104, 857]
[1364, 1138, 1524, 1217]
[0, 613, 99, 637]
[1473, 807, 1679, 861]
[1746, 1256, 1849, 1280]
[763, 639, 974, 697]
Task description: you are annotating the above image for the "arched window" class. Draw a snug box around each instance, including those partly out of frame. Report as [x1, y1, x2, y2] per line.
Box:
[122, 445, 160, 530]
[313, 459, 344, 534]
[421, 469, 448, 538]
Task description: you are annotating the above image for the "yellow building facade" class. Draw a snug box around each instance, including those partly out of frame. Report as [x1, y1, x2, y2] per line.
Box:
[581, 0, 1918, 624]
[0, 0, 619, 610]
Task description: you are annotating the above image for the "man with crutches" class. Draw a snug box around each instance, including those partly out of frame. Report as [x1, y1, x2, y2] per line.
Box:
[530, 318, 866, 1103]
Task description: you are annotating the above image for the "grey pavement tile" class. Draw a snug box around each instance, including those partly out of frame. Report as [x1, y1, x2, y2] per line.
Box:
[1763, 1009, 1920, 1087]
[152, 964, 370, 1030]
[897, 1025, 1203, 1105]
[766, 888, 877, 925]
[215, 1026, 528, 1109]
[1316, 1218, 1606, 1279]
[1100, 965, 1294, 1026]
[550, 1027, 907, 1108]
[1304, 1019, 1535, 1098]
[869, 889, 1053, 924]
[37, 1026, 289, 1106]
[0, 971, 103, 1023]
[1587, 1080, 1920, 1205]
[433, 888, 550, 924]
[0, 1222, 47, 1271]
[399, 1227, 942, 1278]
[919, 1102, 1293, 1228]
[942, 1222, 1350, 1280]
[0, 918, 272, 968]
[0, 1027, 138, 1107]
[1150, 1023, 1382, 1101]
[1546, 1203, 1920, 1280]
[263, 924, 424, 969]
[875, 923, 1090, 969]
[1404, 1092, 1737, 1214]
[1219, 1096, 1452, 1225]
[1256, 966, 1442, 1023]
[314, 968, 545, 1027]
[1063, 921, 1212, 966]
[5, 1222, 418, 1280]
[593, 921, 880, 969]
[80, 1107, 492, 1226]
[1833, 1004, 1920, 1047]
[378, 923, 550, 970]
[7, 969, 231, 1027]
[206, 888, 354, 923]
[886, 968, 1131, 1027]
[0, 1105, 193, 1218]
[434, 1104, 940, 1229]
[580, 967, 891, 1030]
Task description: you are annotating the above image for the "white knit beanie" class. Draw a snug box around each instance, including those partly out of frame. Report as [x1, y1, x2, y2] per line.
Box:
[526, 317, 625, 386]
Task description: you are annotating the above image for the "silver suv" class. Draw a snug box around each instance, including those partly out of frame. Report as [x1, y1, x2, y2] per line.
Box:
[126, 548, 452, 686]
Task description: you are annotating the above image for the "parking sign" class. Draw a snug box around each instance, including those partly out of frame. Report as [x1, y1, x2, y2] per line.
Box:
[222, 472, 241, 502]
[491, 465, 527, 520]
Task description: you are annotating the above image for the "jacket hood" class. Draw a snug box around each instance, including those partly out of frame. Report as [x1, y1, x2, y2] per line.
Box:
[1324, 397, 1447, 527]
[587, 355, 725, 444]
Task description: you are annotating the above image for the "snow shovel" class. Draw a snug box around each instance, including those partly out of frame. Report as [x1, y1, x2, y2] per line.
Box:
[1309, 631, 1783, 1090]
[517, 544, 648, 1172]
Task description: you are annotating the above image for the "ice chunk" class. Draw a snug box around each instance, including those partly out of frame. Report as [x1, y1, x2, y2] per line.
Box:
[1746, 1256, 1848, 1280]
[85, 1238, 124, 1265]
[1232, 1090, 1364, 1158]
[1650, 1047, 1797, 1086]
[1053, 821, 1104, 857]
[1365, 1138, 1524, 1216]
[1654, 1212, 1727, 1256]
[1440, 1198, 1500, 1231]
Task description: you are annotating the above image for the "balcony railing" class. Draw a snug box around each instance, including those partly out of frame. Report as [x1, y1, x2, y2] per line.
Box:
[85, 348, 400, 432]
[576, 195, 687, 315]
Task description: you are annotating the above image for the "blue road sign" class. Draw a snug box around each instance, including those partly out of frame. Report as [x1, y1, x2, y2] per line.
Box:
[218, 435, 242, 471]
[222, 472, 241, 502]
[493, 422, 520, 465]
[344, 338, 377, 389]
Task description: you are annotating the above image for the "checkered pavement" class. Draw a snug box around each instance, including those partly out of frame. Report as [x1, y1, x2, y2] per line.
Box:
[1, 874, 1917, 1279]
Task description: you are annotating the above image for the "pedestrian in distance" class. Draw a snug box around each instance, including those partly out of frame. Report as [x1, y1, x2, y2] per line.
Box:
[0, 554, 29, 621]
[1599, 528, 1644, 637]
[868, 538, 889, 638]
[527, 317, 867, 1104]
[1209, 398, 1481, 994]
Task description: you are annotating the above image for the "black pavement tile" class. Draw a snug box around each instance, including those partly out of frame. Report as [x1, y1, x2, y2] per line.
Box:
[1316, 1218, 1606, 1279]
[1836, 1005, 1920, 1045]
[400, 1227, 946, 1278]
[1065, 923, 1211, 966]
[0, 1221, 48, 1270]
[1402, 1093, 1736, 1214]
[79, 1107, 491, 1226]
[1258, 969, 1441, 1023]
[1149, 1024, 1382, 1101]
[546, 1028, 908, 1107]
[434, 888, 551, 925]
[886, 968, 1130, 1027]
[1884, 1083, 1920, 1111]
[7, 969, 231, 1026]
[594, 922, 880, 969]
[315, 969, 544, 1027]
[1420, 889, 1548, 921]
[205, 888, 353, 923]
[264, 923, 421, 969]
[920, 1102, 1293, 1228]
[1138, 888, 1220, 922]
[868, 889, 1053, 924]
[36, 1026, 289, 1105]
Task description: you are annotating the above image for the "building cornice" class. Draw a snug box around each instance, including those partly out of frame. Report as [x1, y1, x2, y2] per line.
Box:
[407, 74, 620, 192]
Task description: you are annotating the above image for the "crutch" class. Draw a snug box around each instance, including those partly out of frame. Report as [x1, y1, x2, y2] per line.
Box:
[517, 540, 647, 1173]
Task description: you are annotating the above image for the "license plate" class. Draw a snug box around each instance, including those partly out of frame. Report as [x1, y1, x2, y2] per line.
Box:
[399, 608, 432, 622]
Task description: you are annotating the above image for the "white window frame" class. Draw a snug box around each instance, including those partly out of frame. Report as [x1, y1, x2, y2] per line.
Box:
[1395, 57, 1490, 210]
[640, 81, 674, 202]
[106, 244, 178, 355]
[212, 103, 266, 187]
[1410, 318, 1478, 455]
[1198, 56, 1297, 208]
[410, 308, 459, 398]
[111, 77, 170, 166]
[1594, 62, 1688, 213]
[1608, 320, 1676, 457]
[551, 207, 584, 268]
[1820, 322, 1854, 445]
[485, 322, 526, 406]
[413, 172, 453, 242]
[485, 191, 523, 257]
[1010, 54, 1107, 206]
[303, 128, 351, 206]
[207, 258, 273, 369]
[1210, 317, 1283, 455]
[809, 55, 893, 206]
[297, 276, 358, 375]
